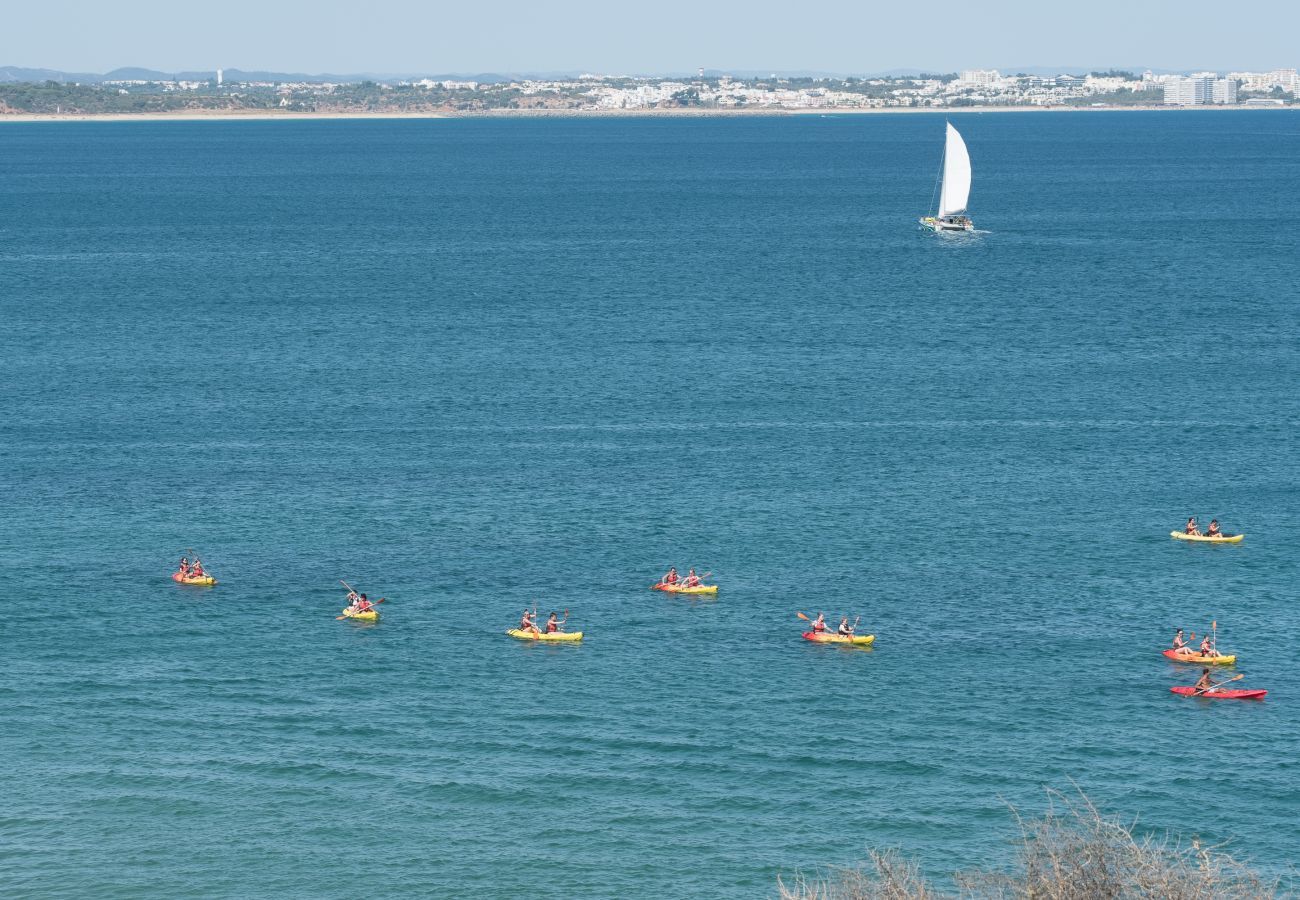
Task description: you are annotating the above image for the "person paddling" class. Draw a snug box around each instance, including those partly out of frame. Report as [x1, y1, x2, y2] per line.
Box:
[837, 616, 854, 637]
[1199, 634, 1218, 658]
[1185, 517, 1201, 536]
[1172, 629, 1190, 652]
[177, 556, 190, 577]
[661, 567, 679, 586]
[545, 611, 567, 634]
[1194, 667, 1219, 693]
[682, 568, 701, 589]
[811, 612, 827, 634]
[1206, 519, 1223, 538]
[190, 558, 206, 578]
[353, 593, 374, 615]
[520, 609, 539, 635]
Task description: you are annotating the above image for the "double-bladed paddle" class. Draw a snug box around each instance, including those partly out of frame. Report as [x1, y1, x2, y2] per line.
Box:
[1193, 673, 1244, 696]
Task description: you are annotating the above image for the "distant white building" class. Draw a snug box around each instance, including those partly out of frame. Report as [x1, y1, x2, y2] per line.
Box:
[1269, 68, 1297, 92]
[1164, 75, 1237, 105]
[1212, 78, 1238, 104]
[959, 69, 1000, 86]
[1163, 77, 1197, 104]
[216, 68, 223, 86]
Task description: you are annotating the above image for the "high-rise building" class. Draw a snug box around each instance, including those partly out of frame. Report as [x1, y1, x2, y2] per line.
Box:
[1164, 74, 1224, 105]
[958, 69, 1000, 86]
[216, 68, 223, 86]
[1212, 79, 1238, 104]
[1163, 77, 1198, 105]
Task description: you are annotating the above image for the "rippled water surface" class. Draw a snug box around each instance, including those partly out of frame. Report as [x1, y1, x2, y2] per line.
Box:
[2, 111, 1299, 897]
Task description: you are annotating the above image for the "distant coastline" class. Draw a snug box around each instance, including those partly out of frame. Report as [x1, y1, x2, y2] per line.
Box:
[1, 104, 1295, 123]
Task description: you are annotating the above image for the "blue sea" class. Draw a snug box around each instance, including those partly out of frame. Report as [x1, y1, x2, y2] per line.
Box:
[2, 111, 1298, 897]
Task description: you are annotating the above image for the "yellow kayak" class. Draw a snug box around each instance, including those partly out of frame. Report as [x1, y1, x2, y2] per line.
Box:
[1170, 531, 1244, 544]
[507, 629, 583, 642]
[341, 608, 378, 622]
[803, 632, 875, 646]
[1163, 649, 1237, 665]
[655, 584, 718, 595]
[172, 572, 216, 586]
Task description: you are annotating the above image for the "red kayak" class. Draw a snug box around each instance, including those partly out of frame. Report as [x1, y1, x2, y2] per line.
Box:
[1170, 686, 1267, 700]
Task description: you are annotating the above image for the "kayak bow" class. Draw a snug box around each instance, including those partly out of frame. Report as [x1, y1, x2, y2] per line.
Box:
[340, 607, 379, 623]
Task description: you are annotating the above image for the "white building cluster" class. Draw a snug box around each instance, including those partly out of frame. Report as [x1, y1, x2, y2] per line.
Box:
[70, 66, 1298, 111]
[1162, 73, 1237, 105]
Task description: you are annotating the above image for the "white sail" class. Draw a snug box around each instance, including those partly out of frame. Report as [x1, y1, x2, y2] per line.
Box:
[937, 122, 971, 218]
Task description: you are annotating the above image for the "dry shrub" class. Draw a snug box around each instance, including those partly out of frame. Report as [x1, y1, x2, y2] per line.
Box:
[778, 850, 943, 900]
[779, 789, 1280, 900]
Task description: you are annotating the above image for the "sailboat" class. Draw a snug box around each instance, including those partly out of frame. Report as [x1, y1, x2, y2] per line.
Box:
[920, 122, 974, 233]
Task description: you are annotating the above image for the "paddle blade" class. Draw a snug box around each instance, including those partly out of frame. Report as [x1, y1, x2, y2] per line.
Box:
[796, 612, 810, 621]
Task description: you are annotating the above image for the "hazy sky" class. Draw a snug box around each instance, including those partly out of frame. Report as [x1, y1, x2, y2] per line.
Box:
[6, 0, 1297, 74]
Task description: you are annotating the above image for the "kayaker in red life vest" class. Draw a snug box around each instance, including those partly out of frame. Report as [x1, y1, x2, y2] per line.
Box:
[178, 557, 190, 577]
[520, 609, 539, 634]
[1172, 629, 1190, 652]
[811, 613, 827, 634]
[1207, 519, 1222, 538]
[1200, 634, 1218, 657]
[682, 569, 701, 588]
[837, 617, 854, 637]
[661, 567, 678, 586]
[546, 611, 567, 633]
[1185, 517, 1201, 536]
[353, 594, 374, 614]
[190, 558, 206, 578]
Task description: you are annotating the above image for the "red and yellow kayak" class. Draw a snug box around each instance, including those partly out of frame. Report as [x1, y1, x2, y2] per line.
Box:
[1170, 686, 1266, 700]
[1170, 531, 1244, 544]
[341, 607, 378, 623]
[172, 572, 216, 586]
[802, 631, 875, 646]
[507, 629, 583, 642]
[654, 583, 718, 595]
[1162, 649, 1236, 665]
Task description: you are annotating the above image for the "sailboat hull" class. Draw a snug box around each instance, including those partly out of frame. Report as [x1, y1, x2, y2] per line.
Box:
[920, 216, 974, 233]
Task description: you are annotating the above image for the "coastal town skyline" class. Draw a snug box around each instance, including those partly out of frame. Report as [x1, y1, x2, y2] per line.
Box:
[2, 65, 1295, 116]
